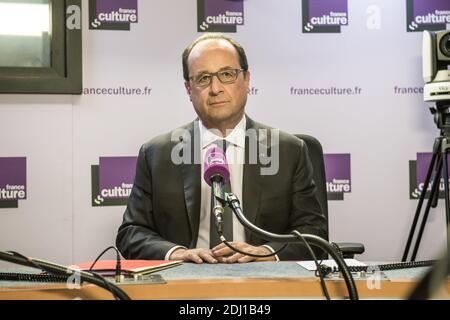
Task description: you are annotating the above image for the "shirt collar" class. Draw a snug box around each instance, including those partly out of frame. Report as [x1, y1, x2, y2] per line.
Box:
[199, 115, 246, 150]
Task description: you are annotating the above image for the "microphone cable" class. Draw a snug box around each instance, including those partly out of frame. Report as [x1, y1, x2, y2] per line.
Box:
[217, 232, 330, 300]
[1, 250, 130, 300]
[224, 192, 358, 300]
[220, 237, 288, 258]
[8, 251, 122, 300]
[291, 230, 331, 300]
[88, 246, 122, 283]
[85, 246, 123, 300]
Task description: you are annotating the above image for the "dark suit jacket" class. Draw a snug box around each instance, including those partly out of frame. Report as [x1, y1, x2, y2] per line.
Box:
[116, 116, 327, 260]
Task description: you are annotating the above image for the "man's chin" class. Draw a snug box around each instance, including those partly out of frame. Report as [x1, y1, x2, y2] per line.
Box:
[201, 110, 244, 130]
[206, 112, 233, 124]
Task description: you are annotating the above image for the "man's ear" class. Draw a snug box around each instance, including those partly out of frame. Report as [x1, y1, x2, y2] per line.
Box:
[244, 70, 251, 90]
[184, 81, 192, 101]
[184, 81, 191, 95]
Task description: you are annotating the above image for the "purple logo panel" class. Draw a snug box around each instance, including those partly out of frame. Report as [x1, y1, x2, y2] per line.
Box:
[407, 0, 450, 31]
[303, 0, 348, 33]
[205, 0, 243, 20]
[96, 0, 138, 23]
[309, 0, 348, 25]
[409, 152, 450, 199]
[99, 157, 137, 199]
[199, 0, 244, 31]
[90, 0, 138, 30]
[324, 153, 351, 199]
[413, 0, 450, 16]
[416, 153, 435, 185]
[0, 157, 27, 201]
[415, 152, 449, 192]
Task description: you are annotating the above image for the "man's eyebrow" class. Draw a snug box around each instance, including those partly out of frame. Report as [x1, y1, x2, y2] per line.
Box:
[193, 66, 238, 75]
[218, 66, 236, 71]
[193, 69, 209, 75]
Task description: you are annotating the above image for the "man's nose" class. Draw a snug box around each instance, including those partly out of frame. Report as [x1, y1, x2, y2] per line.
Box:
[209, 75, 224, 95]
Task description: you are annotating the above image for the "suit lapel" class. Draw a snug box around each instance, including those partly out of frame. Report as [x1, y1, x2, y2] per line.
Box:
[178, 117, 269, 245]
[242, 117, 263, 242]
[179, 121, 201, 248]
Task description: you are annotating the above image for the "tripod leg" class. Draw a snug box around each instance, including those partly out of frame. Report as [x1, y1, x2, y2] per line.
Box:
[411, 155, 443, 261]
[431, 153, 442, 208]
[403, 137, 442, 261]
[442, 138, 450, 249]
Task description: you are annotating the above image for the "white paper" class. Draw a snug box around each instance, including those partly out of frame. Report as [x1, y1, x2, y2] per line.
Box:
[297, 259, 367, 271]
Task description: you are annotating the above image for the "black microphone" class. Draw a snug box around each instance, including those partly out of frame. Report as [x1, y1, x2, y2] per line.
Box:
[203, 145, 230, 233]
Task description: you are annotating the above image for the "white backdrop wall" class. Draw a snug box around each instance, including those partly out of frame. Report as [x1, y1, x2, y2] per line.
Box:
[0, 0, 449, 265]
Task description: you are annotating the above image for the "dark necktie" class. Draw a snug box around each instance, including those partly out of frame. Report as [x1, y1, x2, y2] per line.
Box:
[209, 139, 233, 248]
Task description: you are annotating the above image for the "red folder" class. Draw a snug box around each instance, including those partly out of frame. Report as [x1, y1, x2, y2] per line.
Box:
[73, 260, 182, 276]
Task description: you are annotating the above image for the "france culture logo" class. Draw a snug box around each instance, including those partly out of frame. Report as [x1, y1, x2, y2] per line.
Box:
[0, 157, 26, 209]
[91, 157, 137, 206]
[324, 154, 351, 200]
[409, 152, 449, 199]
[302, 0, 348, 33]
[197, 0, 244, 33]
[89, 0, 138, 31]
[406, 0, 450, 32]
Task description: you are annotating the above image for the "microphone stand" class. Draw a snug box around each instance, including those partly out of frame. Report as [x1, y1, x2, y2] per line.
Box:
[0, 251, 130, 300]
[223, 193, 359, 300]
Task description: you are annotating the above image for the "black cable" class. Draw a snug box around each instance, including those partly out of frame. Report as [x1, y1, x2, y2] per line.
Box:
[88, 270, 120, 300]
[325, 259, 436, 274]
[291, 230, 330, 300]
[220, 237, 288, 258]
[6, 251, 45, 271]
[0, 251, 130, 300]
[89, 246, 121, 273]
[6, 251, 75, 284]
[87, 246, 123, 299]
[89, 245, 122, 283]
[225, 193, 359, 300]
[7, 250, 124, 300]
[0, 272, 69, 282]
[219, 232, 330, 299]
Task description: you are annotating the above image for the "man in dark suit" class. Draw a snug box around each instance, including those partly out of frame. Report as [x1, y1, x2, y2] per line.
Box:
[116, 34, 327, 263]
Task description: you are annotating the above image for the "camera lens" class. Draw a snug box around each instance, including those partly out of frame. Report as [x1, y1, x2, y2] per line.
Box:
[440, 33, 450, 58]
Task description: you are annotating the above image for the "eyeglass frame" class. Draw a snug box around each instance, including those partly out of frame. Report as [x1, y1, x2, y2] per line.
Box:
[188, 68, 246, 87]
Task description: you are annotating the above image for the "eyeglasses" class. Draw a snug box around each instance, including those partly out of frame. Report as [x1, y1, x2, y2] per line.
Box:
[189, 68, 244, 87]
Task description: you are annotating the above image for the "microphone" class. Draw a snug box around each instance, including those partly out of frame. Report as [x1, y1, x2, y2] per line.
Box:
[203, 145, 230, 233]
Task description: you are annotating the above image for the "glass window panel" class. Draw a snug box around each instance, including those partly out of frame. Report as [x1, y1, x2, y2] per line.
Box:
[0, 0, 51, 67]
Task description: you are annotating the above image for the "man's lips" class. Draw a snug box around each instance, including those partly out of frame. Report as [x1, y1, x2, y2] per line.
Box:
[209, 101, 229, 106]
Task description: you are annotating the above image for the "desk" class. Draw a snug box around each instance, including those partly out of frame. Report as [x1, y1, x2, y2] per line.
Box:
[0, 262, 449, 299]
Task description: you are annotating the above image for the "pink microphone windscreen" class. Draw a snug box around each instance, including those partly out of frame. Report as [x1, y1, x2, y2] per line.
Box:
[203, 146, 230, 186]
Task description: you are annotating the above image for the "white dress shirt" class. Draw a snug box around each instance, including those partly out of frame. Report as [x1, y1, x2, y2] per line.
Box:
[196, 116, 247, 249]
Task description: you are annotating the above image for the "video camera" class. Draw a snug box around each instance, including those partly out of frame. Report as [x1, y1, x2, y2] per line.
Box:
[423, 30, 450, 103]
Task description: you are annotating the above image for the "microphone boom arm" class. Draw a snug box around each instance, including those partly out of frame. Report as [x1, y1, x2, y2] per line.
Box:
[225, 193, 359, 300]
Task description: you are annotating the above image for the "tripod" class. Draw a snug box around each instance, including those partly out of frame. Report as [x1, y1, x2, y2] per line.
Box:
[403, 103, 450, 262]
